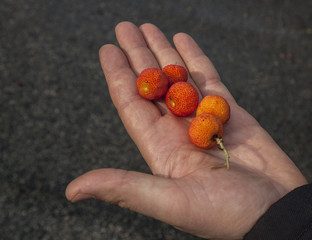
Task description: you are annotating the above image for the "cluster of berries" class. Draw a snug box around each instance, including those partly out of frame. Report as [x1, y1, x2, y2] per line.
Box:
[137, 65, 231, 169]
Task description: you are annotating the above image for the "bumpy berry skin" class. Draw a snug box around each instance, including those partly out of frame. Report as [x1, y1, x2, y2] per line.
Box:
[165, 82, 199, 117]
[189, 113, 224, 148]
[162, 64, 188, 86]
[196, 95, 231, 124]
[136, 68, 168, 100]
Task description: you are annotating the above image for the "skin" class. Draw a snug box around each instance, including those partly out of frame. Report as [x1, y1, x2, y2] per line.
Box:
[65, 22, 307, 239]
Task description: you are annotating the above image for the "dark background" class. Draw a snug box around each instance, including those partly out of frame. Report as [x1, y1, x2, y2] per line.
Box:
[1, 0, 311, 239]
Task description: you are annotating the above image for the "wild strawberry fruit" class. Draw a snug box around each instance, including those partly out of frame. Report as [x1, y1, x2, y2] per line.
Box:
[189, 113, 230, 169]
[162, 64, 188, 86]
[196, 95, 231, 124]
[136, 68, 168, 100]
[165, 82, 199, 117]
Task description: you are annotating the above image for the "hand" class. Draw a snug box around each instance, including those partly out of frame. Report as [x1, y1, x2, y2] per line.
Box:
[65, 22, 307, 239]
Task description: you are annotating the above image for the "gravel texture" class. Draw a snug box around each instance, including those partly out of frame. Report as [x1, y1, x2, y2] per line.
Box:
[1, 1, 311, 239]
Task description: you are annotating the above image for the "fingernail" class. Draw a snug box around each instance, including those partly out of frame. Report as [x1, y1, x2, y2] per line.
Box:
[72, 193, 95, 202]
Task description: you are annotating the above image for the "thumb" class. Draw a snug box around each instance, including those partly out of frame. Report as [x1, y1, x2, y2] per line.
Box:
[65, 168, 186, 224]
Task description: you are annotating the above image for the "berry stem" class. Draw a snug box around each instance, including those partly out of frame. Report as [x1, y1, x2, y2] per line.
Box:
[216, 138, 230, 170]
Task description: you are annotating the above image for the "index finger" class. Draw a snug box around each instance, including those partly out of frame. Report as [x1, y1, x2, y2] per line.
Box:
[99, 44, 162, 142]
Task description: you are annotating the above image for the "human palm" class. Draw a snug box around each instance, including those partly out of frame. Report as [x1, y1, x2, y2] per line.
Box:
[66, 22, 307, 239]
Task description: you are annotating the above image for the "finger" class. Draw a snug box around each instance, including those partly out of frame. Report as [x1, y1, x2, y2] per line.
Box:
[173, 33, 236, 103]
[139, 23, 185, 69]
[115, 22, 171, 115]
[99, 44, 161, 141]
[115, 21, 159, 75]
[65, 169, 187, 227]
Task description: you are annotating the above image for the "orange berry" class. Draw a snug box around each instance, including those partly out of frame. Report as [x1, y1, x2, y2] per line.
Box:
[162, 64, 188, 86]
[137, 68, 168, 100]
[196, 95, 231, 124]
[165, 82, 199, 117]
[189, 113, 224, 149]
[189, 113, 230, 169]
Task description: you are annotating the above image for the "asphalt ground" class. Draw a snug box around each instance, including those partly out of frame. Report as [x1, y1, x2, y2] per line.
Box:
[1, 1, 311, 239]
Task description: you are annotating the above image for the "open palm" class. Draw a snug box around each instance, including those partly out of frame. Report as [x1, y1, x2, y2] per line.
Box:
[66, 22, 307, 239]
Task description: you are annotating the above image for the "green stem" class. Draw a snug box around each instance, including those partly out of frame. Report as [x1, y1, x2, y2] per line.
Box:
[216, 138, 230, 170]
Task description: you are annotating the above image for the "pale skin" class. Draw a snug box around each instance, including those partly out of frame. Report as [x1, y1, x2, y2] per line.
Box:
[65, 22, 308, 239]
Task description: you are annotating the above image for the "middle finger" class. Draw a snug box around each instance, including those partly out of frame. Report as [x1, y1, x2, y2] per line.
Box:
[116, 21, 159, 75]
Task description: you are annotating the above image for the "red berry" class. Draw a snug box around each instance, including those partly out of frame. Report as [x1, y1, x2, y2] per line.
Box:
[196, 95, 231, 124]
[165, 82, 199, 117]
[162, 64, 188, 86]
[136, 68, 168, 100]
